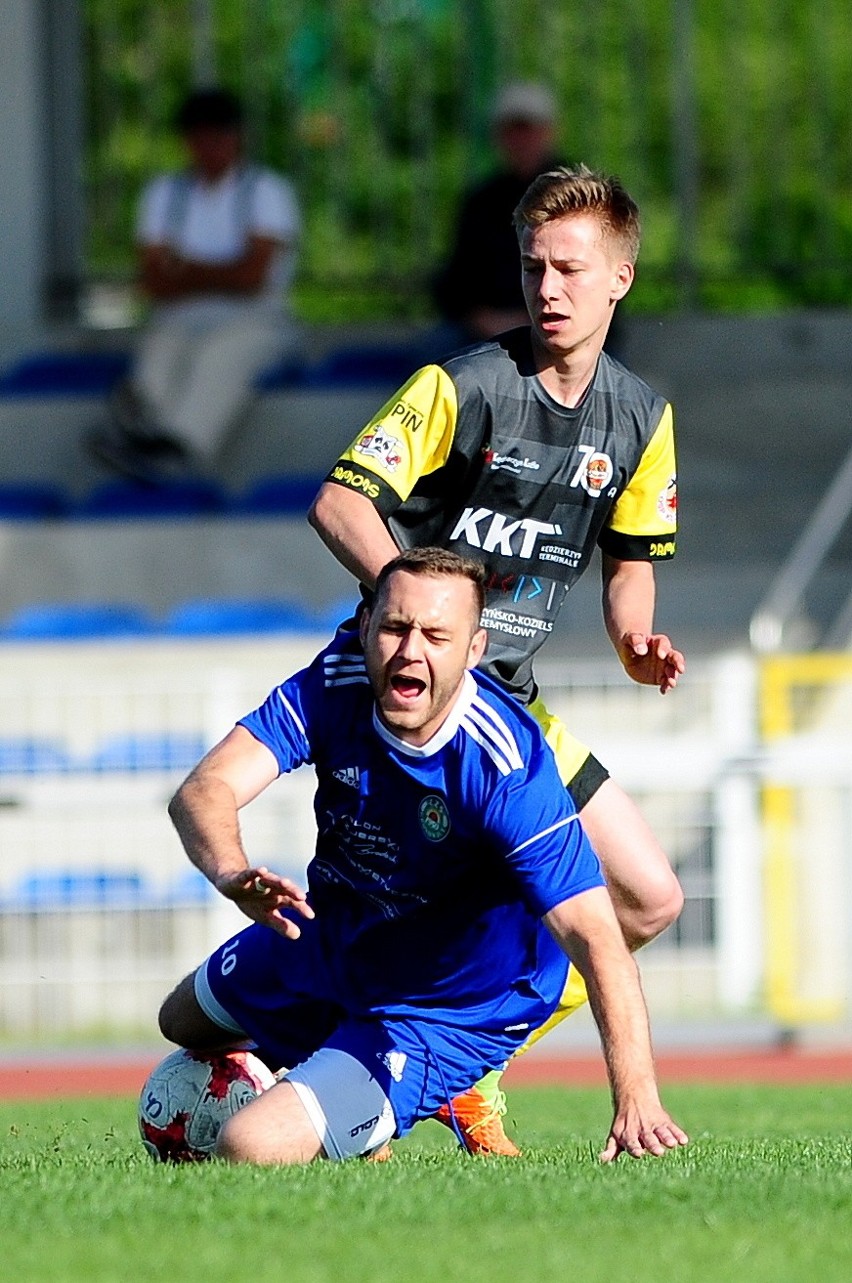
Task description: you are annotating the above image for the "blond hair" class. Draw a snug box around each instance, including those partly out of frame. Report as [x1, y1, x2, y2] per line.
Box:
[513, 164, 641, 263]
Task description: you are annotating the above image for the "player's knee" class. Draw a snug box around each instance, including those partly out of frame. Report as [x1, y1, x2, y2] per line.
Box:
[214, 1109, 255, 1163]
[157, 971, 221, 1049]
[214, 1085, 320, 1166]
[622, 871, 684, 948]
[157, 990, 189, 1047]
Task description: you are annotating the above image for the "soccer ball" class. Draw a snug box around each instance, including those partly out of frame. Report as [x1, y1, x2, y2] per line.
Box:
[138, 1047, 276, 1162]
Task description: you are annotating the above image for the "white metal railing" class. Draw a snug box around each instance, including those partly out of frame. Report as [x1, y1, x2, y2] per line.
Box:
[1, 638, 850, 1037]
[749, 440, 852, 652]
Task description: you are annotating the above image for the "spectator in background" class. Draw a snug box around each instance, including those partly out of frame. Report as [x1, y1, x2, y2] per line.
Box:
[88, 87, 301, 484]
[431, 81, 564, 347]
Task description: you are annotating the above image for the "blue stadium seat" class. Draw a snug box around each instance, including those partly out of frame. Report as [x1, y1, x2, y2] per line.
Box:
[86, 732, 208, 773]
[168, 868, 218, 903]
[164, 597, 316, 636]
[13, 870, 148, 909]
[0, 483, 71, 519]
[0, 350, 131, 397]
[253, 354, 309, 391]
[304, 344, 416, 388]
[0, 737, 71, 775]
[310, 596, 362, 634]
[74, 478, 228, 518]
[0, 601, 155, 640]
[229, 475, 324, 515]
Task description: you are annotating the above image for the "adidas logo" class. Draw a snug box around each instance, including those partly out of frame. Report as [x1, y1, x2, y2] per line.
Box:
[333, 766, 361, 789]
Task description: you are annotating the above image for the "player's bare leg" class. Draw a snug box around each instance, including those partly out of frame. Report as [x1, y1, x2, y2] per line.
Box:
[580, 778, 684, 949]
[158, 971, 248, 1052]
[215, 1079, 324, 1165]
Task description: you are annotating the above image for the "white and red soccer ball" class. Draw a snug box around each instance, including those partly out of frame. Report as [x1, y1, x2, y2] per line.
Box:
[138, 1048, 276, 1162]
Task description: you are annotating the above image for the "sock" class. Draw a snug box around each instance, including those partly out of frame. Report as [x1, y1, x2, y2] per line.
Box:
[466, 1069, 503, 1106]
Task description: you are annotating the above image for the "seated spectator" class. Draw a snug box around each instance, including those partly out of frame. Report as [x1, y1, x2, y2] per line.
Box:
[88, 87, 302, 483]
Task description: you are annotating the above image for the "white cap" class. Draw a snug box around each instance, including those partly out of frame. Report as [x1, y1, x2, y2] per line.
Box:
[492, 81, 557, 125]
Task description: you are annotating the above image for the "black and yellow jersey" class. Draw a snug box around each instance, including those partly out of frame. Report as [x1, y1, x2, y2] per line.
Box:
[325, 328, 677, 702]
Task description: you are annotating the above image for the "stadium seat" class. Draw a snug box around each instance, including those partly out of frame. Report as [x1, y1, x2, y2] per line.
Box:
[0, 483, 71, 519]
[0, 737, 71, 775]
[229, 475, 325, 515]
[304, 344, 416, 388]
[74, 478, 228, 518]
[0, 601, 155, 640]
[86, 732, 208, 773]
[310, 596, 362, 633]
[13, 870, 148, 908]
[253, 354, 309, 391]
[0, 350, 131, 397]
[163, 596, 317, 636]
[168, 868, 218, 903]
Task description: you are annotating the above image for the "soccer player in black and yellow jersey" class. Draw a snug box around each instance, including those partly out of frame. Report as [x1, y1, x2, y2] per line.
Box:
[309, 165, 685, 1156]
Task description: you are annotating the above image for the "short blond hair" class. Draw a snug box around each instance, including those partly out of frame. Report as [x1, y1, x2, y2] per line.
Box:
[513, 164, 641, 263]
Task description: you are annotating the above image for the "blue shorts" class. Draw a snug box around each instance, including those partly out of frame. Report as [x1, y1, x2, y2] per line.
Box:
[196, 918, 523, 1149]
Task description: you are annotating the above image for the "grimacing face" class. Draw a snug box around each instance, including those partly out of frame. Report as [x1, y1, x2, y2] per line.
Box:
[520, 211, 633, 362]
[361, 570, 487, 746]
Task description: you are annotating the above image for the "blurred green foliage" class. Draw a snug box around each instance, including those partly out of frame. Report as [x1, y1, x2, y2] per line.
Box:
[82, 0, 852, 320]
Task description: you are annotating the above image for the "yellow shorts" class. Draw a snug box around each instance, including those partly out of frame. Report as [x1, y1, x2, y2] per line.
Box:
[527, 695, 609, 808]
[510, 697, 610, 1054]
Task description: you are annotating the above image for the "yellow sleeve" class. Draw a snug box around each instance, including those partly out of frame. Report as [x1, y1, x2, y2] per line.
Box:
[603, 404, 677, 560]
[329, 365, 459, 512]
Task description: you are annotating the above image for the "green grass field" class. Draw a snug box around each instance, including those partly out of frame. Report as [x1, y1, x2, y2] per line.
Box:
[2, 1082, 850, 1283]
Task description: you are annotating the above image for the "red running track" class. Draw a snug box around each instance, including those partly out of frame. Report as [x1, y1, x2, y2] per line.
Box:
[0, 1047, 850, 1100]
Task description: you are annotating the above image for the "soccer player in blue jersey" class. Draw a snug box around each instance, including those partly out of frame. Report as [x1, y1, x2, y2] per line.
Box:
[159, 548, 687, 1165]
[310, 165, 685, 1153]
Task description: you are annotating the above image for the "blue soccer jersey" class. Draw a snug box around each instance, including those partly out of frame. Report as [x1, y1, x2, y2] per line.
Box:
[238, 631, 605, 1033]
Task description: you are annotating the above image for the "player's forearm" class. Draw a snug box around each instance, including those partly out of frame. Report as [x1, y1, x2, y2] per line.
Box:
[579, 937, 660, 1103]
[545, 897, 661, 1104]
[168, 775, 251, 889]
[601, 556, 656, 655]
[308, 483, 400, 589]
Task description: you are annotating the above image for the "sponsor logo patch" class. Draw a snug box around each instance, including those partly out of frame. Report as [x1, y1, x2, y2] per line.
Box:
[388, 398, 424, 433]
[658, 475, 677, 524]
[483, 445, 541, 474]
[350, 1114, 381, 1138]
[331, 465, 381, 499]
[582, 452, 613, 494]
[569, 445, 614, 497]
[355, 426, 404, 473]
[449, 506, 562, 558]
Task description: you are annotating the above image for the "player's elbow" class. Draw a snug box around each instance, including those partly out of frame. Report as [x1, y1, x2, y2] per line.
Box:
[307, 484, 332, 538]
[166, 784, 187, 829]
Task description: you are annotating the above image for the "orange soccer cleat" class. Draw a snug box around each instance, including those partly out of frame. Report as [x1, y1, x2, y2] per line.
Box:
[364, 1142, 394, 1162]
[433, 1085, 521, 1157]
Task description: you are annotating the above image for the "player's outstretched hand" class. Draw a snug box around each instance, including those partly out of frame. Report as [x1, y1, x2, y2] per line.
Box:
[599, 1097, 689, 1163]
[618, 632, 685, 694]
[216, 866, 314, 938]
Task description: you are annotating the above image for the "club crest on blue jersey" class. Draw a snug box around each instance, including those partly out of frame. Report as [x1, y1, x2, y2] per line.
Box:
[419, 794, 450, 842]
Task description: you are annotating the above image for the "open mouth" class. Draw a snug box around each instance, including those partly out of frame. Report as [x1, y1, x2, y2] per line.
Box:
[390, 674, 427, 700]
